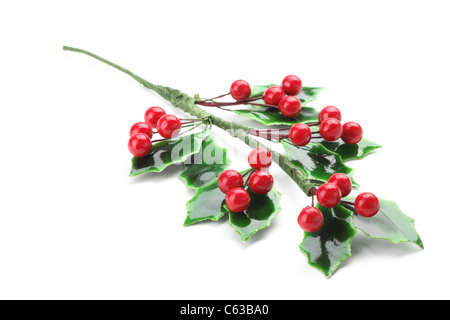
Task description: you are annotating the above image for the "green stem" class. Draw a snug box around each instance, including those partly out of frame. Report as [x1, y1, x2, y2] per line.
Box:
[62, 46, 315, 195]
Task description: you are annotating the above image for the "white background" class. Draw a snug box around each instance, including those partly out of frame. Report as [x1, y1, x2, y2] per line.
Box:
[0, 0, 449, 300]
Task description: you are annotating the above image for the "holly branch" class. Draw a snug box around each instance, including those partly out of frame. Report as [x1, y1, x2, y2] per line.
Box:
[63, 46, 423, 277]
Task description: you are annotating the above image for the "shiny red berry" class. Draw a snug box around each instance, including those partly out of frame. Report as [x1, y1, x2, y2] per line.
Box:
[129, 122, 153, 139]
[289, 123, 311, 146]
[328, 173, 352, 198]
[278, 96, 302, 118]
[319, 106, 342, 123]
[144, 106, 166, 128]
[157, 114, 182, 139]
[341, 122, 363, 144]
[355, 192, 380, 217]
[230, 80, 251, 101]
[248, 147, 272, 170]
[319, 118, 343, 141]
[263, 86, 285, 106]
[249, 170, 274, 195]
[225, 187, 251, 213]
[128, 133, 152, 157]
[298, 206, 324, 233]
[316, 183, 342, 208]
[218, 170, 244, 194]
[282, 75, 303, 96]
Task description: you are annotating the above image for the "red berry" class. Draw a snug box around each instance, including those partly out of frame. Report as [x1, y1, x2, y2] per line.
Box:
[298, 207, 324, 233]
[128, 133, 152, 157]
[319, 106, 342, 123]
[129, 122, 153, 139]
[230, 80, 251, 101]
[328, 173, 352, 198]
[225, 187, 251, 213]
[316, 183, 342, 208]
[289, 123, 311, 146]
[249, 170, 274, 195]
[248, 147, 272, 170]
[355, 192, 380, 217]
[263, 86, 285, 106]
[218, 170, 244, 194]
[278, 96, 302, 118]
[144, 106, 166, 128]
[282, 75, 303, 96]
[156, 114, 182, 139]
[319, 118, 343, 141]
[341, 122, 363, 144]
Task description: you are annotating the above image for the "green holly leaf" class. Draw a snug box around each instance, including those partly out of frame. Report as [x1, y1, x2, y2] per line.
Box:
[299, 87, 325, 105]
[234, 106, 319, 126]
[281, 140, 358, 186]
[225, 188, 282, 242]
[179, 136, 231, 189]
[318, 137, 382, 162]
[342, 198, 424, 249]
[184, 174, 282, 242]
[130, 131, 209, 176]
[184, 178, 228, 226]
[300, 204, 357, 277]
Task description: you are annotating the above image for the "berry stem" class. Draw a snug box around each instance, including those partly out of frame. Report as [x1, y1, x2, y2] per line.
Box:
[241, 168, 254, 178]
[247, 102, 277, 108]
[63, 46, 316, 196]
[196, 96, 264, 108]
[181, 120, 205, 126]
[179, 122, 205, 136]
[340, 200, 355, 206]
[180, 118, 203, 122]
[309, 187, 318, 196]
[243, 169, 255, 189]
[180, 123, 197, 128]
[248, 129, 289, 142]
[208, 92, 230, 100]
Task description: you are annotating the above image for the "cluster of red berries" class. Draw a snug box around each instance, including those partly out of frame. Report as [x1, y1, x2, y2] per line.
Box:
[218, 148, 274, 213]
[289, 106, 363, 147]
[230, 75, 303, 118]
[297, 173, 380, 233]
[128, 106, 183, 157]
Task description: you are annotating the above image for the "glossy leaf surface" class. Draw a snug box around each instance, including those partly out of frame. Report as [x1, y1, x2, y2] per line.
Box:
[342, 198, 424, 249]
[184, 175, 282, 241]
[281, 140, 357, 185]
[300, 204, 357, 277]
[179, 136, 231, 189]
[226, 189, 282, 242]
[184, 179, 228, 226]
[318, 137, 382, 162]
[130, 131, 209, 176]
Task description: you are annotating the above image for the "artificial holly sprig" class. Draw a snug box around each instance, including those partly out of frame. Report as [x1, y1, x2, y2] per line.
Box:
[63, 46, 423, 277]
